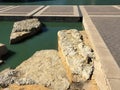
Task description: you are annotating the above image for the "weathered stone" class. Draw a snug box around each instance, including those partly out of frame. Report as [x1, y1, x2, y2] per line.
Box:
[10, 18, 41, 44]
[58, 29, 94, 82]
[0, 69, 18, 88]
[16, 50, 70, 90]
[0, 43, 8, 58]
[15, 78, 35, 85]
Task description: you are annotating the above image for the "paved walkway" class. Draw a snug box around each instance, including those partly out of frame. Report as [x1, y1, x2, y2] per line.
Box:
[0, 5, 82, 21]
[84, 5, 120, 67]
[80, 5, 120, 90]
[0, 5, 44, 16]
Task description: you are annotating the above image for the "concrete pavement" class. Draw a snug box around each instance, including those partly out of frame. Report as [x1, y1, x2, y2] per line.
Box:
[80, 5, 120, 90]
[0, 5, 82, 21]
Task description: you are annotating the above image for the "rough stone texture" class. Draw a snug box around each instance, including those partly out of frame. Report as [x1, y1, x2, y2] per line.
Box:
[58, 29, 94, 82]
[10, 18, 41, 44]
[0, 30, 98, 90]
[0, 69, 18, 88]
[0, 69, 36, 88]
[15, 50, 70, 90]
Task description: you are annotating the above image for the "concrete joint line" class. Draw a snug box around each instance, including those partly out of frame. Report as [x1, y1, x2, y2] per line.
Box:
[73, 6, 79, 16]
[33, 6, 50, 16]
[27, 6, 45, 16]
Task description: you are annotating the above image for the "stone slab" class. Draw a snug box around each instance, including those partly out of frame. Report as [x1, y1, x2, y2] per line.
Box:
[0, 5, 44, 16]
[84, 6, 120, 15]
[34, 5, 80, 16]
[33, 5, 82, 21]
[0, 6, 10, 11]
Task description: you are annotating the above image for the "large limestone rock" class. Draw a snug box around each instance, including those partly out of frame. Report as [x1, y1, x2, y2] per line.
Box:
[10, 18, 41, 44]
[15, 50, 70, 90]
[58, 29, 94, 82]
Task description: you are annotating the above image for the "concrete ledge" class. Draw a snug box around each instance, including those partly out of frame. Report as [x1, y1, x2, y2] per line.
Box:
[80, 6, 120, 90]
[0, 16, 31, 21]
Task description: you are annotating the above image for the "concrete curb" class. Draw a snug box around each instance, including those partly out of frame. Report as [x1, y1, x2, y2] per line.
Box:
[80, 6, 120, 90]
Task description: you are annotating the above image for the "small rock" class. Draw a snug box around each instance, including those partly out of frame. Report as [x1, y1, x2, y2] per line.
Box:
[10, 18, 41, 44]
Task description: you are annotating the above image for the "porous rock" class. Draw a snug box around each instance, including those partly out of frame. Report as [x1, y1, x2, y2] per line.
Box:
[10, 18, 41, 44]
[0, 69, 17, 88]
[16, 50, 70, 90]
[58, 29, 94, 82]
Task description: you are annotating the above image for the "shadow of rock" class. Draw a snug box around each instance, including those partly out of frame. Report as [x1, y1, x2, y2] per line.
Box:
[68, 82, 84, 90]
[1, 50, 15, 60]
[41, 23, 48, 32]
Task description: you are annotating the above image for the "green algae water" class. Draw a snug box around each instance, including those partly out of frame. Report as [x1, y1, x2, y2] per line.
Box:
[0, 21, 84, 71]
[0, 0, 120, 5]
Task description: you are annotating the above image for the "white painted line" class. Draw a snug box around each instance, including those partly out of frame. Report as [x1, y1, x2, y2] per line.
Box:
[26, 6, 45, 16]
[34, 6, 50, 16]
